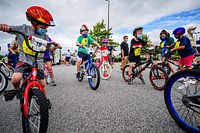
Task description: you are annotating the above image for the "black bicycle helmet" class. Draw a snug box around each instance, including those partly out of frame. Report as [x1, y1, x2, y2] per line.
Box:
[133, 27, 143, 36]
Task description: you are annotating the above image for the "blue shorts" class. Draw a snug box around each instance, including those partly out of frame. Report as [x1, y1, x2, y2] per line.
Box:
[77, 52, 89, 62]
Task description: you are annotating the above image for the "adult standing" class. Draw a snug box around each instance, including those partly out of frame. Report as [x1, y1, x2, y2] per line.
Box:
[65, 49, 71, 66]
[120, 35, 129, 70]
[186, 27, 198, 53]
[9, 36, 20, 68]
[107, 42, 113, 68]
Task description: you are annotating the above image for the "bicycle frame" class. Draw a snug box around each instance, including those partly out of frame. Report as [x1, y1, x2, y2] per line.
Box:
[132, 53, 155, 77]
[96, 53, 108, 68]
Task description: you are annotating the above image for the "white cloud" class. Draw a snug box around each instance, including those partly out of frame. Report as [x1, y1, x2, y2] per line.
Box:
[0, 0, 200, 54]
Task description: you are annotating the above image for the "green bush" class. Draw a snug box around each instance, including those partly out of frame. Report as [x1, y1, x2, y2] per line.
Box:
[114, 58, 118, 62]
[118, 57, 122, 62]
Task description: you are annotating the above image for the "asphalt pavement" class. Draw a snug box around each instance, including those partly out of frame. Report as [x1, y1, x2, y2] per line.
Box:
[0, 63, 185, 133]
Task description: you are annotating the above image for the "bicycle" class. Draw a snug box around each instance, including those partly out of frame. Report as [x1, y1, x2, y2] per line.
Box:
[164, 69, 200, 133]
[3, 29, 56, 133]
[157, 49, 179, 76]
[0, 68, 8, 94]
[96, 49, 112, 80]
[0, 55, 14, 80]
[122, 46, 168, 90]
[44, 63, 51, 84]
[77, 48, 100, 90]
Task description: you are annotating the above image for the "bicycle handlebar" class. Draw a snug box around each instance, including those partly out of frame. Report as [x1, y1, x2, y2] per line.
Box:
[8, 29, 58, 54]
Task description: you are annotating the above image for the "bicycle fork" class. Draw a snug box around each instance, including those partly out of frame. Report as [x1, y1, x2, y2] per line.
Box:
[23, 67, 43, 118]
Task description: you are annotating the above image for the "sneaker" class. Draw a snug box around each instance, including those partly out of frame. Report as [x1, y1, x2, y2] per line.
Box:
[76, 72, 80, 79]
[128, 77, 133, 85]
[3, 89, 18, 101]
[139, 76, 145, 84]
[51, 80, 57, 86]
[46, 99, 52, 109]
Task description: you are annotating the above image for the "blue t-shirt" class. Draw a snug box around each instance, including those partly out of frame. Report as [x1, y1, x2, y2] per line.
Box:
[178, 36, 195, 58]
[107, 45, 113, 55]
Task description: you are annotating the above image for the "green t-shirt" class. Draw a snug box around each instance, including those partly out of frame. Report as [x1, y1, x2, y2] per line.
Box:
[77, 35, 94, 55]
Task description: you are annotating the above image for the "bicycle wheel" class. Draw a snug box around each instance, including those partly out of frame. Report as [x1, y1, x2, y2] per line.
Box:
[99, 62, 112, 80]
[164, 70, 200, 133]
[0, 71, 8, 94]
[149, 66, 168, 90]
[22, 88, 49, 133]
[122, 64, 130, 82]
[157, 62, 171, 75]
[88, 64, 100, 90]
[1, 65, 10, 79]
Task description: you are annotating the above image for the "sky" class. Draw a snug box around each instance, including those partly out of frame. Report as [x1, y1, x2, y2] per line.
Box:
[0, 0, 200, 55]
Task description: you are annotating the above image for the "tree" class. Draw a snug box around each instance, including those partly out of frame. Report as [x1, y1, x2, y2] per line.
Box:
[89, 20, 119, 49]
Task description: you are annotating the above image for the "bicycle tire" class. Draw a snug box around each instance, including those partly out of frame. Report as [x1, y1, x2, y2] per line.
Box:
[164, 69, 200, 133]
[88, 64, 100, 90]
[1, 65, 10, 78]
[99, 62, 112, 80]
[122, 64, 130, 82]
[7, 67, 14, 80]
[149, 66, 168, 90]
[0, 71, 8, 94]
[22, 88, 49, 133]
[157, 62, 171, 76]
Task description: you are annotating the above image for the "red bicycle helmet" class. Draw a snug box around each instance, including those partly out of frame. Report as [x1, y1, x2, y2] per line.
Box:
[26, 6, 55, 26]
[81, 24, 89, 31]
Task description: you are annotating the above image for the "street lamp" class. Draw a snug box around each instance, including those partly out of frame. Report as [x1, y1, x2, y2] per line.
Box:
[105, 0, 110, 31]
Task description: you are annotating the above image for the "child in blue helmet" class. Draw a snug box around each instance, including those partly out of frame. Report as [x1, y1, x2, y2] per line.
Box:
[168, 27, 195, 70]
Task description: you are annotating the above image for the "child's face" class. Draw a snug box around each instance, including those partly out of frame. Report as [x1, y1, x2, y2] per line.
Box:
[37, 24, 49, 30]
[136, 30, 142, 35]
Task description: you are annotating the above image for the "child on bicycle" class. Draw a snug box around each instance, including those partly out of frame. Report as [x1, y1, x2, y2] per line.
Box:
[100, 39, 110, 77]
[44, 38, 59, 86]
[0, 6, 60, 107]
[159, 30, 175, 73]
[168, 27, 195, 70]
[128, 27, 154, 83]
[76, 24, 101, 79]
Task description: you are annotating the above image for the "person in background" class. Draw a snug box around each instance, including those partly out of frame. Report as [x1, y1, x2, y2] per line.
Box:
[76, 24, 101, 79]
[8, 36, 20, 68]
[128, 27, 155, 84]
[160, 30, 175, 74]
[168, 27, 195, 70]
[186, 27, 198, 53]
[120, 35, 129, 70]
[107, 41, 113, 68]
[65, 49, 71, 66]
[43, 37, 60, 86]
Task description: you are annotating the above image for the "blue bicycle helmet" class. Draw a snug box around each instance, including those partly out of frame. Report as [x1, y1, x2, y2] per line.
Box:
[173, 27, 185, 35]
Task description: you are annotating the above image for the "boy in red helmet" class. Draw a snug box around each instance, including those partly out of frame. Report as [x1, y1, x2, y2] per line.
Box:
[0, 6, 60, 107]
[76, 24, 101, 79]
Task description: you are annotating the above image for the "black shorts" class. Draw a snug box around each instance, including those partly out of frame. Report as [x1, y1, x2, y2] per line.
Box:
[65, 57, 71, 61]
[128, 56, 141, 64]
[15, 61, 44, 79]
[44, 58, 51, 63]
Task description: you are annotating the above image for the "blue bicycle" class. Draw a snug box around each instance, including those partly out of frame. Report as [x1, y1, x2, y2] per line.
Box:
[77, 48, 100, 90]
[164, 69, 200, 133]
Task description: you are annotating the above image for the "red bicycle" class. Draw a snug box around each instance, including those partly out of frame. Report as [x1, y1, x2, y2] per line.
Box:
[96, 49, 112, 80]
[3, 29, 56, 133]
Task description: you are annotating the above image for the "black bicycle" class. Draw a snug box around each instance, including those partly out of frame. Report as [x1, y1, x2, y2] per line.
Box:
[164, 69, 200, 133]
[157, 49, 179, 75]
[122, 46, 168, 91]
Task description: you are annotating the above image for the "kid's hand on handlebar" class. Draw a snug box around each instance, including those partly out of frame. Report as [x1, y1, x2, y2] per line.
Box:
[0, 24, 10, 32]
